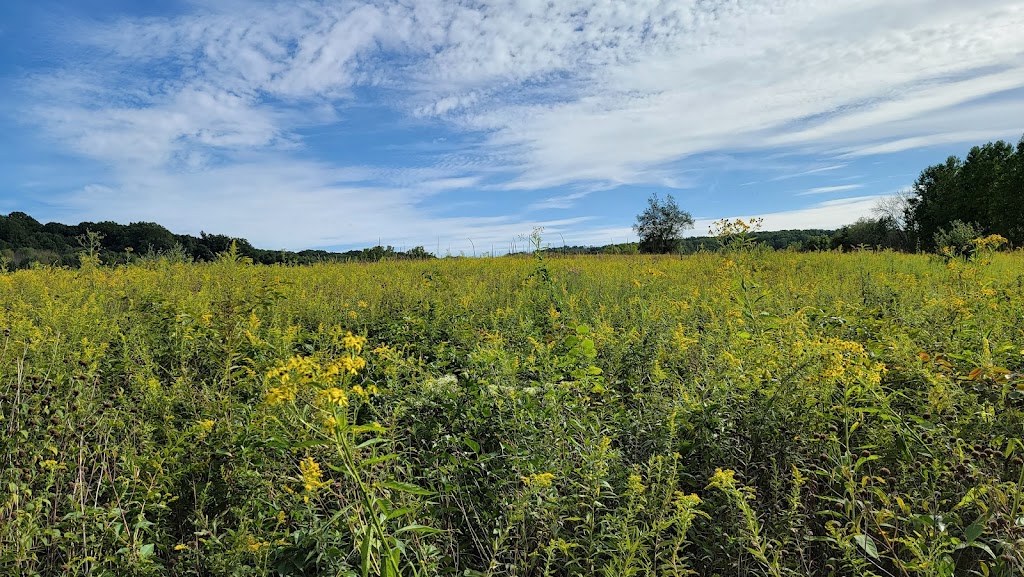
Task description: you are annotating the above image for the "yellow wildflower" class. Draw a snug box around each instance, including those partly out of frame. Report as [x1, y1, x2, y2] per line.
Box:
[266, 385, 296, 405]
[707, 468, 737, 489]
[174, 543, 189, 551]
[339, 355, 366, 375]
[343, 331, 366, 352]
[628, 473, 647, 495]
[673, 492, 702, 509]
[299, 457, 327, 492]
[521, 472, 556, 488]
[320, 387, 349, 407]
[246, 536, 269, 552]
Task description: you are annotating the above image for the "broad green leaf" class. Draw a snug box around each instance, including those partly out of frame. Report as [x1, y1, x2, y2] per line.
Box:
[853, 534, 879, 559]
[384, 507, 413, 521]
[396, 524, 443, 535]
[965, 520, 984, 543]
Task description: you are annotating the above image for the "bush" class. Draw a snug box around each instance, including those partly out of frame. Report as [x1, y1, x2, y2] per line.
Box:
[934, 220, 982, 257]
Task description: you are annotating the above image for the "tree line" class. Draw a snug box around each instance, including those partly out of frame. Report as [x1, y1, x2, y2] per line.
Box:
[634, 134, 1024, 254]
[0, 212, 432, 269]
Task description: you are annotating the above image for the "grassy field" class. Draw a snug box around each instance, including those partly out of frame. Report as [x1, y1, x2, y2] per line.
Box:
[2, 247, 1023, 576]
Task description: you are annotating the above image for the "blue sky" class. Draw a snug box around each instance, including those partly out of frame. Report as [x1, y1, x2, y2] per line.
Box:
[2, 0, 1023, 253]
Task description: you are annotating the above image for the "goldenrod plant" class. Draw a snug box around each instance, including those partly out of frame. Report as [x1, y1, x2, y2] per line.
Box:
[1, 245, 1023, 575]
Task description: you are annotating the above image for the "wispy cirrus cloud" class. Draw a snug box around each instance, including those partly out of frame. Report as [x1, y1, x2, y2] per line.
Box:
[798, 184, 864, 196]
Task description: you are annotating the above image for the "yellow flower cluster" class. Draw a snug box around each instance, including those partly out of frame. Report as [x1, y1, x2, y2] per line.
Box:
[626, 473, 647, 496]
[521, 472, 556, 488]
[814, 338, 884, 383]
[264, 333, 370, 405]
[266, 383, 297, 405]
[299, 456, 328, 492]
[973, 234, 1008, 252]
[338, 355, 366, 376]
[673, 492, 702, 510]
[706, 468, 737, 489]
[245, 535, 270, 552]
[343, 331, 366, 352]
[319, 387, 349, 407]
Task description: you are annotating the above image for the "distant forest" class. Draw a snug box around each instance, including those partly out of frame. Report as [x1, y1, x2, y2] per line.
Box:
[2, 135, 1021, 269]
[0, 213, 432, 269]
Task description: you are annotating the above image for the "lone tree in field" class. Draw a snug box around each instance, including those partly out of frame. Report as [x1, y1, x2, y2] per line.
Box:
[634, 193, 694, 253]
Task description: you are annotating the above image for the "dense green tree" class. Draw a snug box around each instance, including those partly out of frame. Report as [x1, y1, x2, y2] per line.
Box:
[907, 135, 1024, 248]
[633, 194, 694, 254]
[831, 217, 903, 250]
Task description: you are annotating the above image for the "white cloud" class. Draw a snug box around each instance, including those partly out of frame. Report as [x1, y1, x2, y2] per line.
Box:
[766, 164, 848, 182]
[466, 0, 1024, 187]
[798, 184, 864, 196]
[49, 157, 593, 253]
[17, 0, 1024, 248]
[694, 196, 886, 233]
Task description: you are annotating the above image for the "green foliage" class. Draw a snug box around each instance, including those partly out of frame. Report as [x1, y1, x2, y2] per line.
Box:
[907, 135, 1024, 249]
[634, 194, 694, 254]
[3, 250, 1024, 576]
[832, 217, 905, 251]
[933, 220, 983, 258]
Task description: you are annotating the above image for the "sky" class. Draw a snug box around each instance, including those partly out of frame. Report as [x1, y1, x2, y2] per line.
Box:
[1, 0, 1023, 254]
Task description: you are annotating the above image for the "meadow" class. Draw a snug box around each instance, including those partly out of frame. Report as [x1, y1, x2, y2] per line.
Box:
[1, 245, 1023, 576]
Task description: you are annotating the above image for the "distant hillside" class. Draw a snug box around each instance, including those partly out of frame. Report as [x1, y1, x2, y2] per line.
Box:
[0, 212, 432, 269]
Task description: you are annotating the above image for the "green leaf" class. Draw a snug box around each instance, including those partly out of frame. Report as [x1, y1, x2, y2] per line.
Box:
[379, 481, 434, 496]
[355, 437, 388, 450]
[965, 520, 984, 543]
[139, 543, 154, 558]
[905, 415, 936, 429]
[853, 534, 879, 559]
[395, 524, 443, 535]
[359, 532, 372, 577]
[463, 438, 480, 453]
[970, 542, 996, 559]
[384, 507, 413, 521]
[853, 454, 881, 472]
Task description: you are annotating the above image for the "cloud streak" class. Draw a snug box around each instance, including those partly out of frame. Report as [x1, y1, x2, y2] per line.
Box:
[798, 184, 864, 196]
